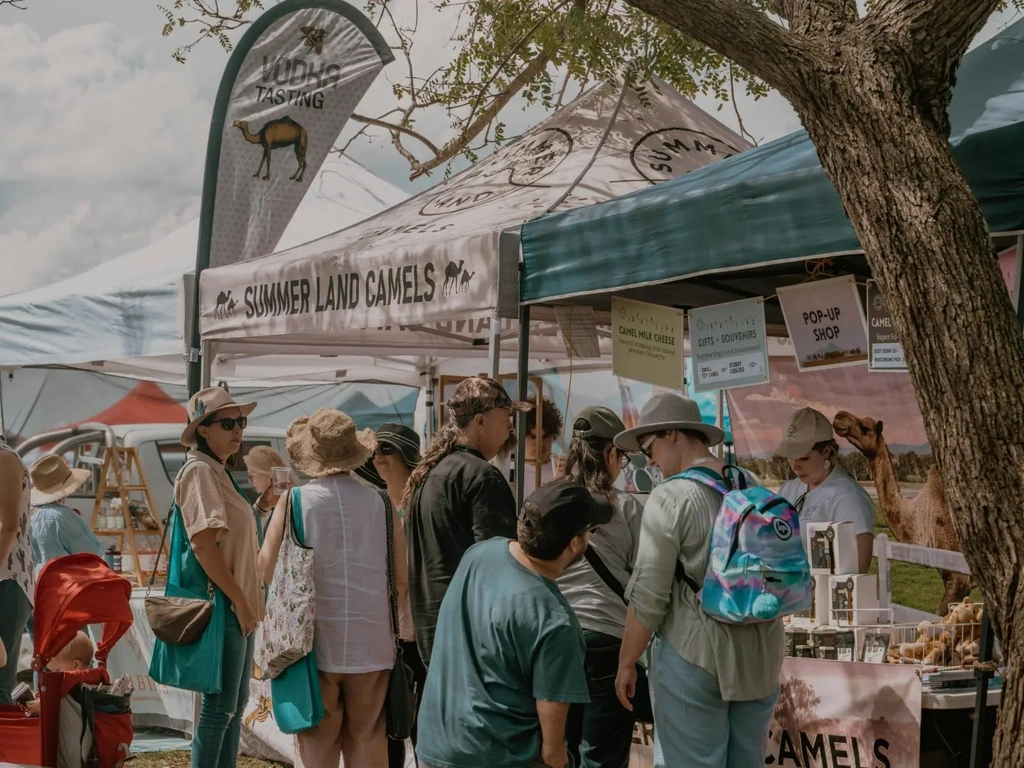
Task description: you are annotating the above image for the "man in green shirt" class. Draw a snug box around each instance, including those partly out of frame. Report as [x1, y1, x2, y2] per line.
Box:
[417, 479, 614, 768]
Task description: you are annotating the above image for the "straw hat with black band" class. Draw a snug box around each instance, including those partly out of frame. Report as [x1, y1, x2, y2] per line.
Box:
[613, 392, 725, 452]
[287, 408, 377, 479]
[30, 455, 92, 506]
[181, 386, 257, 448]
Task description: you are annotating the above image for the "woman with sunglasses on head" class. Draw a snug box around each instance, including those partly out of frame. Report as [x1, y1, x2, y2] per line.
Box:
[365, 424, 429, 768]
[558, 406, 645, 768]
[176, 387, 264, 768]
[243, 445, 292, 527]
[612, 393, 781, 768]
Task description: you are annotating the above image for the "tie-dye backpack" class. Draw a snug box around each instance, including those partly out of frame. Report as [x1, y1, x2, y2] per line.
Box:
[671, 467, 811, 625]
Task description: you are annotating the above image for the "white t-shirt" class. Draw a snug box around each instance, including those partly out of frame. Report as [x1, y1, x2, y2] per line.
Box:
[779, 466, 875, 540]
[517, 460, 556, 494]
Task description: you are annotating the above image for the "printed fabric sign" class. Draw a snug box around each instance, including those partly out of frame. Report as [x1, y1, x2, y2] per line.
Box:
[205, 1, 392, 269]
[612, 297, 684, 390]
[689, 297, 770, 393]
[777, 276, 869, 371]
[766, 658, 921, 768]
[866, 280, 906, 372]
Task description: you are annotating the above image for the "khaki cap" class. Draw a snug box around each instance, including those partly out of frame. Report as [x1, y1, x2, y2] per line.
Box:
[775, 407, 833, 459]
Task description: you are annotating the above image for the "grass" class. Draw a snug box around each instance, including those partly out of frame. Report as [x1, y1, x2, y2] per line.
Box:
[131, 752, 284, 768]
[868, 504, 975, 614]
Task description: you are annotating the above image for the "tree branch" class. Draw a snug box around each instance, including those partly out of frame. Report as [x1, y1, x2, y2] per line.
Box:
[869, 0, 1002, 65]
[350, 113, 442, 157]
[623, 0, 817, 95]
[408, 50, 552, 180]
[0, 0, 28, 9]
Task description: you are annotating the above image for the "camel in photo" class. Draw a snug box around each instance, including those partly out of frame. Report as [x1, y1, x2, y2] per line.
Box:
[459, 270, 476, 293]
[833, 411, 971, 616]
[233, 116, 308, 182]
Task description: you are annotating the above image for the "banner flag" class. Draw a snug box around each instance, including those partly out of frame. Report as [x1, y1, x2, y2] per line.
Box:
[189, 0, 393, 392]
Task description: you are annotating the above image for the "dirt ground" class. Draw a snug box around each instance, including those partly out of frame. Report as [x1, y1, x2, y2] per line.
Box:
[131, 752, 284, 768]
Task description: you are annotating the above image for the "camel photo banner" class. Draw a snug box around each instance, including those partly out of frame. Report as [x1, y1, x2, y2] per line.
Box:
[200, 0, 393, 271]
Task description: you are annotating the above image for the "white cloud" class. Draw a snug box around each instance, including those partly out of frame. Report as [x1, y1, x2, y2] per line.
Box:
[0, 20, 211, 295]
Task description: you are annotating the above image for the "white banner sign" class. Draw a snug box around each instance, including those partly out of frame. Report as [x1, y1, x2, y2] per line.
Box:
[612, 297, 685, 390]
[205, 1, 392, 269]
[866, 280, 906, 371]
[767, 658, 921, 768]
[104, 590, 196, 734]
[688, 298, 770, 393]
[777, 276, 869, 371]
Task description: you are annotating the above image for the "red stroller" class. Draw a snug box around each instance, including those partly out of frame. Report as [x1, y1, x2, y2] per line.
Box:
[0, 553, 134, 767]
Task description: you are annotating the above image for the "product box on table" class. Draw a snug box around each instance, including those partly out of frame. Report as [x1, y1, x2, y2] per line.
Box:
[790, 574, 830, 627]
[828, 574, 879, 627]
[806, 520, 859, 575]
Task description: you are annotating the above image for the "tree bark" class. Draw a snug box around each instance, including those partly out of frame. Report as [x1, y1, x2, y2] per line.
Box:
[793, 47, 1024, 765]
[624, 0, 1024, 762]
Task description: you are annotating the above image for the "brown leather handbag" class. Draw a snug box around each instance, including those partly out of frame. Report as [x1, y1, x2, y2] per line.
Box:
[144, 489, 214, 646]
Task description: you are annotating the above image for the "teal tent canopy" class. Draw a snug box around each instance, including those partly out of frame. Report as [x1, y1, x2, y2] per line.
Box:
[521, 19, 1024, 305]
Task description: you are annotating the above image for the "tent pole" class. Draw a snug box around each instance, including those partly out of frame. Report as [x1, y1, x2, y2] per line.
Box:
[715, 389, 725, 459]
[488, 313, 502, 379]
[200, 341, 213, 390]
[970, 232, 1024, 768]
[0, 372, 6, 439]
[424, 366, 436, 440]
[515, 303, 531, 506]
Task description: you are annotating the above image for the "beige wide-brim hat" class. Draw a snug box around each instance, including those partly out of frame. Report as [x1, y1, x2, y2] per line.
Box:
[614, 392, 725, 451]
[774, 407, 834, 459]
[286, 407, 377, 478]
[180, 386, 257, 448]
[30, 454, 92, 506]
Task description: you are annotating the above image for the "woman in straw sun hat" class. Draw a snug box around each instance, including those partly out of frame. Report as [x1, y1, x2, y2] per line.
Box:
[28, 454, 105, 578]
[260, 408, 403, 768]
[174, 385, 264, 768]
[612, 392, 781, 768]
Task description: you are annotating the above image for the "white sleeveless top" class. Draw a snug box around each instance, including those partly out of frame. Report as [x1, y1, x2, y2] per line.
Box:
[0, 440, 33, 605]
[299, 474, 394, 674]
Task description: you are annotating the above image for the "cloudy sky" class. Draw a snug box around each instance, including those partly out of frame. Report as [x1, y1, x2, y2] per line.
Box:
[0, 1, 1017, 297]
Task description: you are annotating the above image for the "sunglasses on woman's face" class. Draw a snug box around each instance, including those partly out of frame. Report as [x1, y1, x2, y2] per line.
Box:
[374, 444, 396, 457]
[209, 416, 247, 431]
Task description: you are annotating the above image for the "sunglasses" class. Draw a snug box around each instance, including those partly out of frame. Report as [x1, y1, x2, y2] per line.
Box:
[639, 433, 660, 458]
[207, 416, 247, 431]
[374, 444, 397, 457]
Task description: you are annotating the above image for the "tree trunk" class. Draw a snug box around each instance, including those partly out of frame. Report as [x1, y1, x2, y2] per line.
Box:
[790, 52, 1024, 765]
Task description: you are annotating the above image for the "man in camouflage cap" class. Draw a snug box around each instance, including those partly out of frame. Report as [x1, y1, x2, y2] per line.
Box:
[404, 377, 531, 664]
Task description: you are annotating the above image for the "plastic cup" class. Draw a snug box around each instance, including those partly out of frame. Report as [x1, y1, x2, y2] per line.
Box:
[272, 467, 291, 493]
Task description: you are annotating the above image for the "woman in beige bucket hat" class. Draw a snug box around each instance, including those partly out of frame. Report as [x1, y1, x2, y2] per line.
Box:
[28, 454, 105, 578]
[260, 408, 404, 768]
[174, 386, 264, 768]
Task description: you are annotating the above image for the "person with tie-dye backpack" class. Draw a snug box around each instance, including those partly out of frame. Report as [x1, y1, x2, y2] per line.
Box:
[611, 393, 784, 768]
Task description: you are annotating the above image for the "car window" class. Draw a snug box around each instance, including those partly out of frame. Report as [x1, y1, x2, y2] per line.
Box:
[157, 442, 189, 486]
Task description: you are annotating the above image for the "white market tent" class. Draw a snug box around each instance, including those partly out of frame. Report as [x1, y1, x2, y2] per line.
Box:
[198, 78, 751, 369]
[0, 156, 413, 384]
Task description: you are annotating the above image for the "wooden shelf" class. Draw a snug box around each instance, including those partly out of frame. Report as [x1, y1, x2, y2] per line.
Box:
[91, 446, 167, 588]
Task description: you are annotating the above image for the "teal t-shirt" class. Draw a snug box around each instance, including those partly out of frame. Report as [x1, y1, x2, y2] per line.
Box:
[417, 537, 590, 768]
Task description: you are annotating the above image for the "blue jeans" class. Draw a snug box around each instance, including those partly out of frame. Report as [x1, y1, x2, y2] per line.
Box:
[191, 611, 255, 768]
[0, 580, 31, 705]
[650, 635, 779, 768]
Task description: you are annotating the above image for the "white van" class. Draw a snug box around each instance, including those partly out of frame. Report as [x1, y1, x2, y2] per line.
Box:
[25, 423, 289, 519]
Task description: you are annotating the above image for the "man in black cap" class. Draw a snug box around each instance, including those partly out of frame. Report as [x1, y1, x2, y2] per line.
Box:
[404, 376, 531, 664]
[416, 479, 613, 768]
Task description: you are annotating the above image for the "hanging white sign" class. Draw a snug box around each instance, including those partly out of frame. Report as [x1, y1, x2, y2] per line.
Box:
[866, 280, 906, 371]
[688, 297, 770, 393]
[611, 297, 684, 390]
[777, 276, 869, 371]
